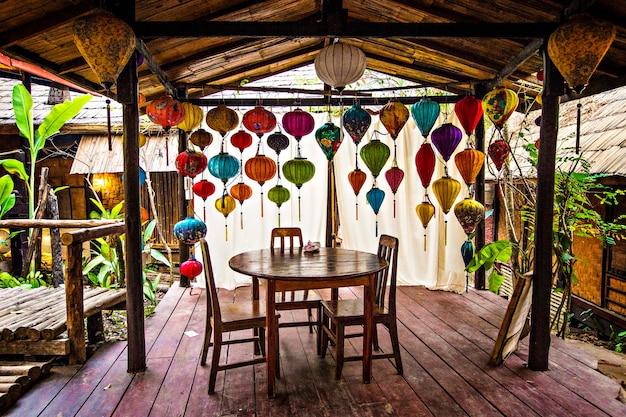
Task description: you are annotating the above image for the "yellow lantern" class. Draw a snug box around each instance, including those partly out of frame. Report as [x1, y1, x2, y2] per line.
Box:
[73, 10, 136, 90]
[379, 100, 409, 139]
[415, 201, 435, 251]
[206, 104, 239, 137]
[548, 14, 616, 94]
[432, 176, 461, 245]
[177, 103, 203, 133]
[482, 87, 518, 131]
[215, 194, 236, 241]
[138, 133, 146, 148]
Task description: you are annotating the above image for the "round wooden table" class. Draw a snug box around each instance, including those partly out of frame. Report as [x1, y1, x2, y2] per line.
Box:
[229, 247, 387, 398]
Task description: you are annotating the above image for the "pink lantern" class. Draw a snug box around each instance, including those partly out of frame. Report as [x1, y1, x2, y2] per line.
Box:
[282, 109, 315, 142]
[385, 165, 405, 218]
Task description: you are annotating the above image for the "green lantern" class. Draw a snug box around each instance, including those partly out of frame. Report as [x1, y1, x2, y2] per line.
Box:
[268, 185, 291, 227]
[315, 122, 342, 160]
[283, 157, 316, 221]
[360, 139, 390, 179]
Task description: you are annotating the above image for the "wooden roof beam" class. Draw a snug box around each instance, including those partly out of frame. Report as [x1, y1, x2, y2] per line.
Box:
[135, 39, 177, 98]
[186, 95, 460, 107]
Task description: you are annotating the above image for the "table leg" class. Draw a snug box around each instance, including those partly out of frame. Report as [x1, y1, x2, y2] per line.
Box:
[362, 273, 374, 383]
[266, 280, 277, 398]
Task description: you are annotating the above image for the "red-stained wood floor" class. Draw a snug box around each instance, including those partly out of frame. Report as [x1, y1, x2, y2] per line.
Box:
[4, 283, 626, 417]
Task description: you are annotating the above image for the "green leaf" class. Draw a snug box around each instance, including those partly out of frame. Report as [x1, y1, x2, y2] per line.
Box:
[149, 248, 171, 267]
[143, 219, 157, 243]
[89, 198, 107, 218]
[11, 84, 34, 143]
[0, 159, 29, 182]
[36, 94, 92, 145]
[110, 200, 124, 218]
[0, 194, 15, 219]
[488, 271, 505, 293]
[466, 240, 512, 273]
[0, 175, 14, 206]
[53, 186, 69, 193]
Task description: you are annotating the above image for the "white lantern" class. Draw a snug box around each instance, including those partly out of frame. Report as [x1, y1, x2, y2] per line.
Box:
[314, 43, 367, 91]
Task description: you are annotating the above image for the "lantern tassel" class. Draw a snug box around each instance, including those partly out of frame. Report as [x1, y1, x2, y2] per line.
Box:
[444, 218, 448, 246]
[225, 222, 228, 241]
[240, 208, 244, 229]
[261, 190, 264, 217]
[423, 233, 427, 251]
[278, 211, 281, 228]
[375, 218, 379, 237]
[356, 201, 359, 221]
[393, 198, 396, 218]
[466, 271, 469, 293]
[106, 99, 112, 151]
[298, 194, 302, 222]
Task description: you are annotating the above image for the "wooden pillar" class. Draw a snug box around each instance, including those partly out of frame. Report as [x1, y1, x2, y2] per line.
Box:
[177, 88, 190, 287]
[528, 47, 563, 371]
[473, 83, 487, 290]
[65, 242, 85, 364]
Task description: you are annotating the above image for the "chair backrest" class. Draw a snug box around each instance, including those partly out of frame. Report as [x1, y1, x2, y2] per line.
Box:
[270, 227, 303, 254]
[199, 239, 222, 324]
[375, 234, 399, 312]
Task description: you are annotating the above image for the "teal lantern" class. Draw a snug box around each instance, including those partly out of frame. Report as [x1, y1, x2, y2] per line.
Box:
[268, 185, 291, 227]
[208, 152, 240, 195]
[315, 122, 342, 160]
[411, 98, 440, 140]
[360, 139, 390, 179]
[283, 157, 316, 221]
[173, 217, 207, 245]
[461, 239, 474, 293]
[366, 186, 385, 236]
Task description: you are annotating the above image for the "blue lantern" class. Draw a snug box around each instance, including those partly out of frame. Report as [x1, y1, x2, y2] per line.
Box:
[366, 186, 385, 236]
[121, 167, 146, 185]
[411, 98, 440, 140]
[173, 217, 207, 245]
[461, 240, 474, 293]
[208, 152, 240, 197]
[342, 104, 371, 147]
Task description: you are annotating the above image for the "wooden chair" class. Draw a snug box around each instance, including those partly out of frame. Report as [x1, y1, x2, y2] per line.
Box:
[198, 239, 268, 394]
[320, 234, 403, 379]
[252, 227, 323, 353]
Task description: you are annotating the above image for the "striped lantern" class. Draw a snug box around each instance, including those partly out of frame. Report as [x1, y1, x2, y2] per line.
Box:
[348, 168, 367, 220]
[230, 181, 253, 229]
[432, 176, 461, 245]
[244, 154, 277, 217]
[206, 104, 239, 137]
[314, 43, 367, 91]
[268, 185, 291, 227]
[177, 102, 203, 133]
[215, 194, 236, 241]
[190, 129, 213, 151]
[411, 98, 440, 140]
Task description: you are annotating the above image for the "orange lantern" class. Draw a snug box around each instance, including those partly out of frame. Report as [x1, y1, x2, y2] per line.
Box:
[379, 101, 409, 140]
[140, 207, 149, 223]
[177, 102, 203, 133]
[146, 95, 186, 130]
[242, 106, 276, 138]
[348, 169, 367, 220]
[244, 154, 277, 217]
[454, 148, 485, 192]
[432, 176, 461, 245]
[230, 181, 253, 229]
[206, 104, 239, 137]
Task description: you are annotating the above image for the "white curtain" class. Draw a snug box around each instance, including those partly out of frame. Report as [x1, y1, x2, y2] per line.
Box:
[193, 108, 472, 293]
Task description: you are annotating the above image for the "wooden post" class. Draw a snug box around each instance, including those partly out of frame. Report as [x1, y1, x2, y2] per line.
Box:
[177, 87, 190, 288]
[474, 83, 487, 290]
[65, 242, 85, 364]
[528, 47, 563, 371]
[47, 189, 64, 286]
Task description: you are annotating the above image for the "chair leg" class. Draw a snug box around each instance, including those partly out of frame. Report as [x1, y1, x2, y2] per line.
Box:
[334, 323, 345, 380]
[373, 323, 380, 351]
[389, 319, 403, 375]
[208, 332, 222, 394]
[253, 327, 261, 355]
[258, 327, 266, 357]
[308, 307, 314, 333]
[200, 320, 213, 366]
[320, 311, 329, 358]
[316, 305, 322, 355]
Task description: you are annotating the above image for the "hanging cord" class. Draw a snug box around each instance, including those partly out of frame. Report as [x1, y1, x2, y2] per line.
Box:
[575, 101, 582, 154]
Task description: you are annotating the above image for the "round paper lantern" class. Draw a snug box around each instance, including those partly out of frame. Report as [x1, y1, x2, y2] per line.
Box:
[366, 186, 385, 236]
[315, 122, 342, 160]
[192, 180, 216, 200]
[348, 168, 367, 220]
[190, 128, 213, 150]
[175, 150, 207, 178]
[230, 129, 253, 153]
[282, 109, 315, 141]
[342, 104, 371, 146]
[431, 123, 463, 163]
[180, 256, 203, 279]
[215, 194, 236, 240]
[454, 198, 485, 235]
[432, 175, 461, 245]
[267, 132, 290, 155]
[283, 158, 316, 188]
[415, 201, 435, 250]
[454, 96, 484, 137]
[314, 43, 367, 91]
[173, 217, 207, 245]
[72, 10, 136, 90]
[177, 102, 203, 133]
[360, 139, 390, 178]
[140, 207, 149, 223]
[454, 148, 485, 189]
[482, 87, 519, 131]
[415, 142, 436, 189]
[487, 140, 511, 171]
[230, 181, 253, 229]
[242, 106, 276, 138]
[121, 168, 146, 185]
[411, 98, 440, 139]
[548, 14, 616, 94]
[380, 101, 409, 139]
[208, 153, 240, 186]
[146, 96, 186, 129]
[268, 185, 291, 227]
[138, 133, 146, 148]
[245, 154, 277, 217]
[206, 104, 239, 137]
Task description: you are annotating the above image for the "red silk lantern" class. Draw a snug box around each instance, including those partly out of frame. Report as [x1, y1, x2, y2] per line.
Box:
[175, 150, 208, 178]
[242, 106, 276, 138]
[348, 168, 367, 220]
[415, 142, 436, 189]
[193, 179, 216, 222]
[487, 140, 510, 171]
[231, 129, 253, 153]
[244, 154, 277, 217]
[454, 148, 485, 190]
[180, 256, 203, 279]
[230, 181, 253, 229]
[146, 95, 186, 129]
[190, 128, 213, 151]
[385, 165, 404, 218]
[454, 96, 484, 138]
[282, 109, 315, 142]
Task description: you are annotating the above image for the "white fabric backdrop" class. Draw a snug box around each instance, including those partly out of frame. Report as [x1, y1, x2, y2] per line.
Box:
[191, 109, 473, 293]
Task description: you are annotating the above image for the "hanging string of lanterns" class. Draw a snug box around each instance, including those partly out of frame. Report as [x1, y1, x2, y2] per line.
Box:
[192, 179, 216, 222]
[360, 132, 390, 236]
[380, 100, 409, 218]
[215, 194, 236, 240]
[230, 129, 254, 228]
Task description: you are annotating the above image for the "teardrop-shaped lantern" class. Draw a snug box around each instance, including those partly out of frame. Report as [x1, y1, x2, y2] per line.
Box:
[315, 122, 342, 160]
[245, 154, 277, 217]
[242, 106, 276, 138]
[208, 152, 240, 189]
[177, 102, 203, 133]
[432, 176, 461, 245]
[72, 10, 136, 90]
[267, 132, 290, 155]
[268, 185, 291, 227]
[175, 150, 208, 178]
[348, 169, 367, 220]
[547, 14, 616, 94]
[314, 43, 367, 91]
[487, 140, 511, 171]
[230, 181, 253, 229]
[411, 98, 440, 139]
[454, 148, 485, 190]
[360, 139, 390, 178]
[366, 186, 385, 236]
[384, 165, 404, 218]
[190, 128, 213, 151]
[283, 157, 315, 221]
[461, 240, 474, 267]
[282, 109, 315, 141]
[431, 123, 463, 164]
[173, 217, 207, 245]
[231, 130, 253, 153]
[482, 87, 519, 131]
[415, 200, 435, 250]
[454, 96, 484, 138]
[215, 194, 236, 240]
[180, 256, 203, 279]
[206, 104, 239, 137]
[415, 142, 436, 189]
[454, 197, 485, 236]
[380, 101, 409, 139]
[342, 104, 371, 146]
[146, 96, 186, 129]
[140, 207, 149, 223]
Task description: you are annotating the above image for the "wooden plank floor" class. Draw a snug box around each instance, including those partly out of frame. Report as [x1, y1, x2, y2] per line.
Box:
[5, 283, 626, 417]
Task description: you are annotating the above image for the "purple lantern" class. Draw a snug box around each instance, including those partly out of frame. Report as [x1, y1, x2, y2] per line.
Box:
[282, 109, 315, 142]
[431, 123, 462, 171]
